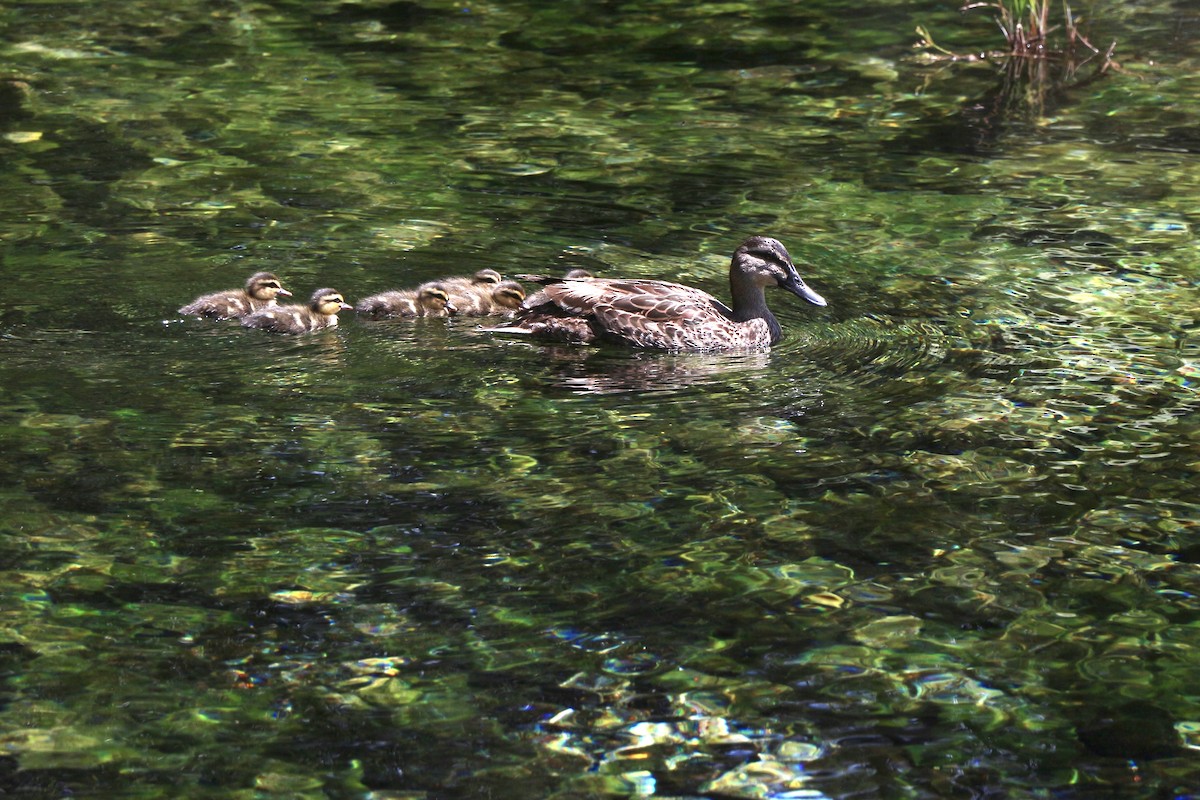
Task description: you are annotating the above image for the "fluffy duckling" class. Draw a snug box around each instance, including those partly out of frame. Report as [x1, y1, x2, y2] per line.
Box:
[355, 285, 457, 319]
[434, 279, 522, 317]
[179, 271, 292, 319]
[487, 236, 826, 351]
[241, 288, 352, 334]
[436, 268, 506, 315]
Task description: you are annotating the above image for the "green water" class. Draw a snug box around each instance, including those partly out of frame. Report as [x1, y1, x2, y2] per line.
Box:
[3, 0, 1200, 797]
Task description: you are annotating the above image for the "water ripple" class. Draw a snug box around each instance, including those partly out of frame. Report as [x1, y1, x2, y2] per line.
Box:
[779, 315, 989, 385]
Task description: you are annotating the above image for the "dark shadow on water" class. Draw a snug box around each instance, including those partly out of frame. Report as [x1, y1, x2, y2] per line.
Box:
[895, 55, 1117, 158]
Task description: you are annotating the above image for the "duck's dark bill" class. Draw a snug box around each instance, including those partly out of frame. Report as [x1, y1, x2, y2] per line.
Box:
[785, 278, 827, 307]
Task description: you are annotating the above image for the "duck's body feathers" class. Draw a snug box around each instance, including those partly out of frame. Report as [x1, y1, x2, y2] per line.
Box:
[510, 279, 771, 349]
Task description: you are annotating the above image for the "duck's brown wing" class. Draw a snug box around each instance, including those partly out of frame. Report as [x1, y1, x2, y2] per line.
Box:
[544, 279, 729, 349]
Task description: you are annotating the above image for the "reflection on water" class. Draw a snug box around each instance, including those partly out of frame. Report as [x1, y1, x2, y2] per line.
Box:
[2, 0, 1200, 797]
[510, 345, 775, 395]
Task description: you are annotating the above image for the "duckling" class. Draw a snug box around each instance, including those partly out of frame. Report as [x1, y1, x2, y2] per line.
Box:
[241, 288, 352, 334]
[436, 268, 506, 315]
[439, 268, 503, 290]
[355, 285, 457, 319]
[179, 271, 292, 319]
[486, 236, 826, 351]
[436, 278, 527, 317]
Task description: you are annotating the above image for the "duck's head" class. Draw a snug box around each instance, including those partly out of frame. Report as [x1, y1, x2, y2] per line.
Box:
[564, 268, 594, 279]
[735, 236, 826, 307]
[471, 268, 503, 286]
[492, 280, 527, 310]
[310, 288, 352, 316]
[247, 271, 292, 301]
[419, 285, 457, 315]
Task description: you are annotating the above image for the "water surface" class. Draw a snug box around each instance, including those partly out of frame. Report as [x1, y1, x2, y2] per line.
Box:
[2, 0, 1200, 797]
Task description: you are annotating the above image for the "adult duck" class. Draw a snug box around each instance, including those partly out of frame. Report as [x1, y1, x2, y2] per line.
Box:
[179, 271, 292, 319]
[487, 236, 826, 351]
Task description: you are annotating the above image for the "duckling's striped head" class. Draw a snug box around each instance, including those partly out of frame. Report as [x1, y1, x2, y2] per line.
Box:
[471, 268, 503, 286]
[492, 280, 526, 310]
[246, 271, 292, 302]
[418, 285, 457, 315]
[309, 288, 352, 316]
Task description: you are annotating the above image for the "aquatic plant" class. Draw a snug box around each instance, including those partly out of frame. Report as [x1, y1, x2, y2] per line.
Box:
[913, 0, 1118, 128]
[915, 0, 1118, 72]
[974, 0, 1061, 56]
